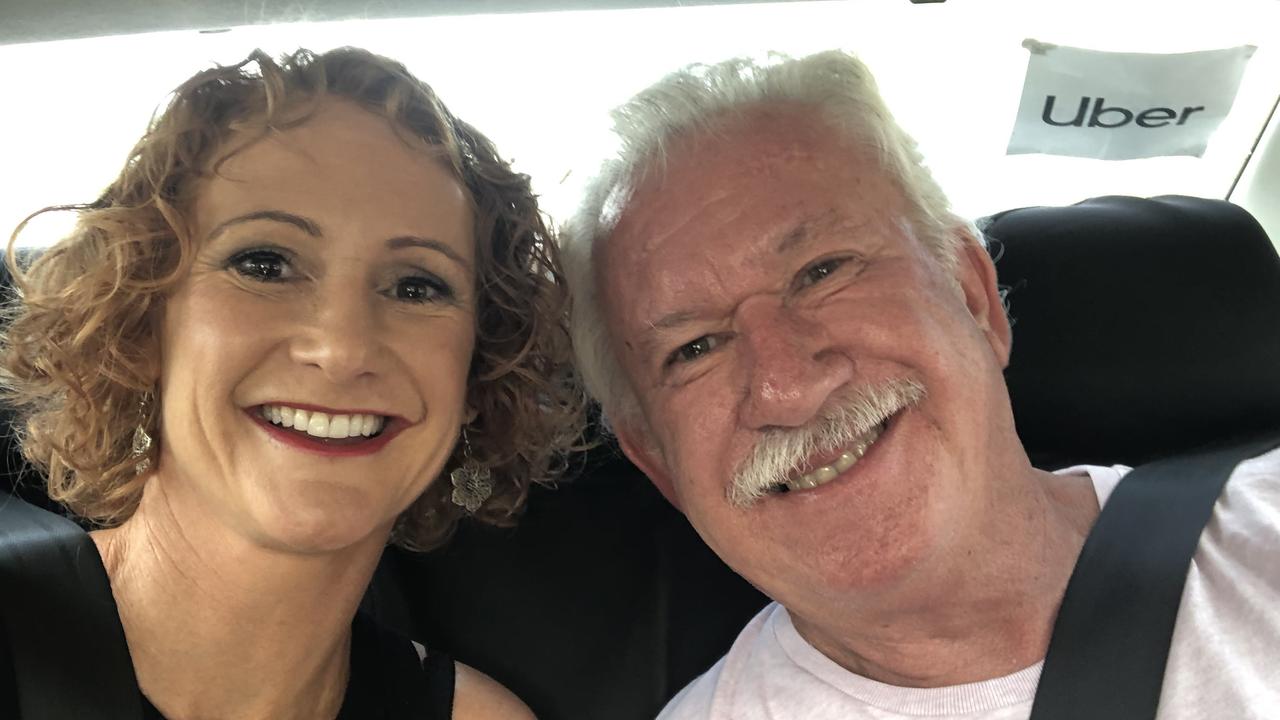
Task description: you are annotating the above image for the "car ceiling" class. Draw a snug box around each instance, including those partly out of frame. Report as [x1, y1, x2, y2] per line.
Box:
[0, 0, 803, 45]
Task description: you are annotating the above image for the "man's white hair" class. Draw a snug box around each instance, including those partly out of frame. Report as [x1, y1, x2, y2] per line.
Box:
[562, 50, 976, 425]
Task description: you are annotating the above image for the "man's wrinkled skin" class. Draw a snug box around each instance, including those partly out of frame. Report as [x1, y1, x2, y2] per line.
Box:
[600, 106, 1100, 687]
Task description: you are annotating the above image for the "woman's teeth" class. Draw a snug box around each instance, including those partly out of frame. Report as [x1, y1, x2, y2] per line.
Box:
[259, 405, 385, 439]
[782, 421, 886, 492]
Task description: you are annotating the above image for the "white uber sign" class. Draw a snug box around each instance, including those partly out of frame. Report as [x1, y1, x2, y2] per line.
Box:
[1007, 41, 1255, 160]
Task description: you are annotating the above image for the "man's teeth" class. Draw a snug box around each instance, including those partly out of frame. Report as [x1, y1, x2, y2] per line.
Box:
[259, 405, 386, 439]
[783, 422, 885, 492]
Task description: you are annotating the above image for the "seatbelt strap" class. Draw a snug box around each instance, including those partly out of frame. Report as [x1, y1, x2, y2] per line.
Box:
[1030, 436, 1280, 720]
[0, 491, 143, 719]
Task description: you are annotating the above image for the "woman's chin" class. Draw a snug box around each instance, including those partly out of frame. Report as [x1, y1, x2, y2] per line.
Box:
[249, 489, 397, 556]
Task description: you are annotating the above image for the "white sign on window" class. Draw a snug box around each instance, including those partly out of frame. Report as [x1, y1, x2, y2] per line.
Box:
[1007, 41, 1255, 161]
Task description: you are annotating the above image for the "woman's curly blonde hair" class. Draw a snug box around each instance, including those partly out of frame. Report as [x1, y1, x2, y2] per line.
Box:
[0, 47, 586, 551]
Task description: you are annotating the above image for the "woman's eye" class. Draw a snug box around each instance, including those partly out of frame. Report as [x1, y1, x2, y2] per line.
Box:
[799, 258, 847, 288]
[393, 275, 454, 304]
[229, 249, 291, 282]
[668, 335, 721, 366]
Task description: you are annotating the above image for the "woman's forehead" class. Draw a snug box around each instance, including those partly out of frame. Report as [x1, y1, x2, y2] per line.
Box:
[211, 99, 450, 178]
[190, 101, 474, 250]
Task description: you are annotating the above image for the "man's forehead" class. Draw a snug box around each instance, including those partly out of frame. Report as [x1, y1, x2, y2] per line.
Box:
[641, 109, 845, 182]
[594, 104, 909, 315]
[604, 156, 896, 277]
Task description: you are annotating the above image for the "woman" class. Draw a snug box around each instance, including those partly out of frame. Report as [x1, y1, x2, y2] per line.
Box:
[0, 47, 582, 719]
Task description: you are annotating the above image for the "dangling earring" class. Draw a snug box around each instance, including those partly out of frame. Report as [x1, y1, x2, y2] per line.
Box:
[132, 391, 154, 475]
[450, 426, 492, 513]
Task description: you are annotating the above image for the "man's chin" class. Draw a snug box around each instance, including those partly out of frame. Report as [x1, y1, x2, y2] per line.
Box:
[715, 455, 936, 605]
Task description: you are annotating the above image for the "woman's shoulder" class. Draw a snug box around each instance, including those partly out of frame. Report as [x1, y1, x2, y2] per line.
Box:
[452, 662, 536, 720]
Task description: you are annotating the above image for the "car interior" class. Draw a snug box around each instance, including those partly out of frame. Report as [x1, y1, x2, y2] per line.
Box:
[2, 2, 1279, 720]
[4, 193, 1277, 719]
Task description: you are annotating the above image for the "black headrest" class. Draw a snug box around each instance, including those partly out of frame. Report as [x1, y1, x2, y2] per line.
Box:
[985, 195, 1280, 469]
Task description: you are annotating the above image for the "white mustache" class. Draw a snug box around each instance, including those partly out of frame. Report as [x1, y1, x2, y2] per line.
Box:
[728, 378, 927, 508]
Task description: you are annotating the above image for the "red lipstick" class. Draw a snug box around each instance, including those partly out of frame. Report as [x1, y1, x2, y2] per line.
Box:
[247, 408, 407, 458]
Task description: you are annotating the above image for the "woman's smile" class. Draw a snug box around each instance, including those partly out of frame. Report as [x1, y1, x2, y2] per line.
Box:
[249, 402, 411, 457]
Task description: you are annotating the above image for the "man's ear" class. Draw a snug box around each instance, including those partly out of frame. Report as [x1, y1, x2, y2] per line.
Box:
[614, 419, 683, 511]
[955, 235, 1013, 367]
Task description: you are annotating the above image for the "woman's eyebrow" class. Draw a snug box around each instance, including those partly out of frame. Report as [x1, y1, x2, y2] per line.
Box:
[205, 210, 321, 242]
[204, 212, 473, 273]
[386, 236, 472, 273]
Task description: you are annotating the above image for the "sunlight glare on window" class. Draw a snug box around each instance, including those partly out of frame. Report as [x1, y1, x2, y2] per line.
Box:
[1, 0, 1276, 248]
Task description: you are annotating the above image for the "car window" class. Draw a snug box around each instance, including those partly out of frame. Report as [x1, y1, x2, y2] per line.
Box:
[2, 0, 1278, 248]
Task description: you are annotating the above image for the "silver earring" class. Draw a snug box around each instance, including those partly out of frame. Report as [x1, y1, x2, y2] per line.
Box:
[132, 392, 153, 475]
[450, 427, 492, 513]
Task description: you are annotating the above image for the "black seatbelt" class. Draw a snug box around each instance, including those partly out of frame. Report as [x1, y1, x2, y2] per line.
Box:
[0, 490, 143, 719]
[1030, 436, 1280, 720]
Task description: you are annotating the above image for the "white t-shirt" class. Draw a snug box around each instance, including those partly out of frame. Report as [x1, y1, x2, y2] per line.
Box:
[658, 448, 1280, 720]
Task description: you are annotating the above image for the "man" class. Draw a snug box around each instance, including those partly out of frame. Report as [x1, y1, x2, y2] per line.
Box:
[561, 51, 1280, 718]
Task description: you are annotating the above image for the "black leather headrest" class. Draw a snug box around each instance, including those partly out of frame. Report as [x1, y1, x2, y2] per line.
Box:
[985, 195, 1280, 469]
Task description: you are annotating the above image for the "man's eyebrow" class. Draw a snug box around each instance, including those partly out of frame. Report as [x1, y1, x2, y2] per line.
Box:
[776, 212, 871, 255]
[649, 309, 700, 332]
[776, 220, 813, 254]
[773, 211, 844, 253]
[631, 310, 702, 362]
[386, 236, 472, 273]
[205, 210, 321, 242]
[647, 218, 840, 339]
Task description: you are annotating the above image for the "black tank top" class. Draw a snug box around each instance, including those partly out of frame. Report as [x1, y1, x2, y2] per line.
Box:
[0, 493, 456, 719]
[138, 613, 455, 720]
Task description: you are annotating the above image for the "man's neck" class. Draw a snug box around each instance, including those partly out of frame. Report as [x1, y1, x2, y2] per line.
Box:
[788, 467, 1100, 688]
[92, 480, 387, 720]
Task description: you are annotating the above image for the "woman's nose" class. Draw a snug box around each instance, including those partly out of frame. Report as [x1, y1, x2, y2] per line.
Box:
[288, 282, 383, 384]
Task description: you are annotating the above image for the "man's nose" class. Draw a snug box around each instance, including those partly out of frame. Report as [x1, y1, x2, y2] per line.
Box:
[736, 296, 853, 430]
[289, 285, 381, 384]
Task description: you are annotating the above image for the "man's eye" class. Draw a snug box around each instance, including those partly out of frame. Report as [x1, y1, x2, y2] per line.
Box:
[392, 275, 454, 304]
[799, 258, 847, 288]
[668, 335, 720, 366]
[229, 249, 291, 282]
